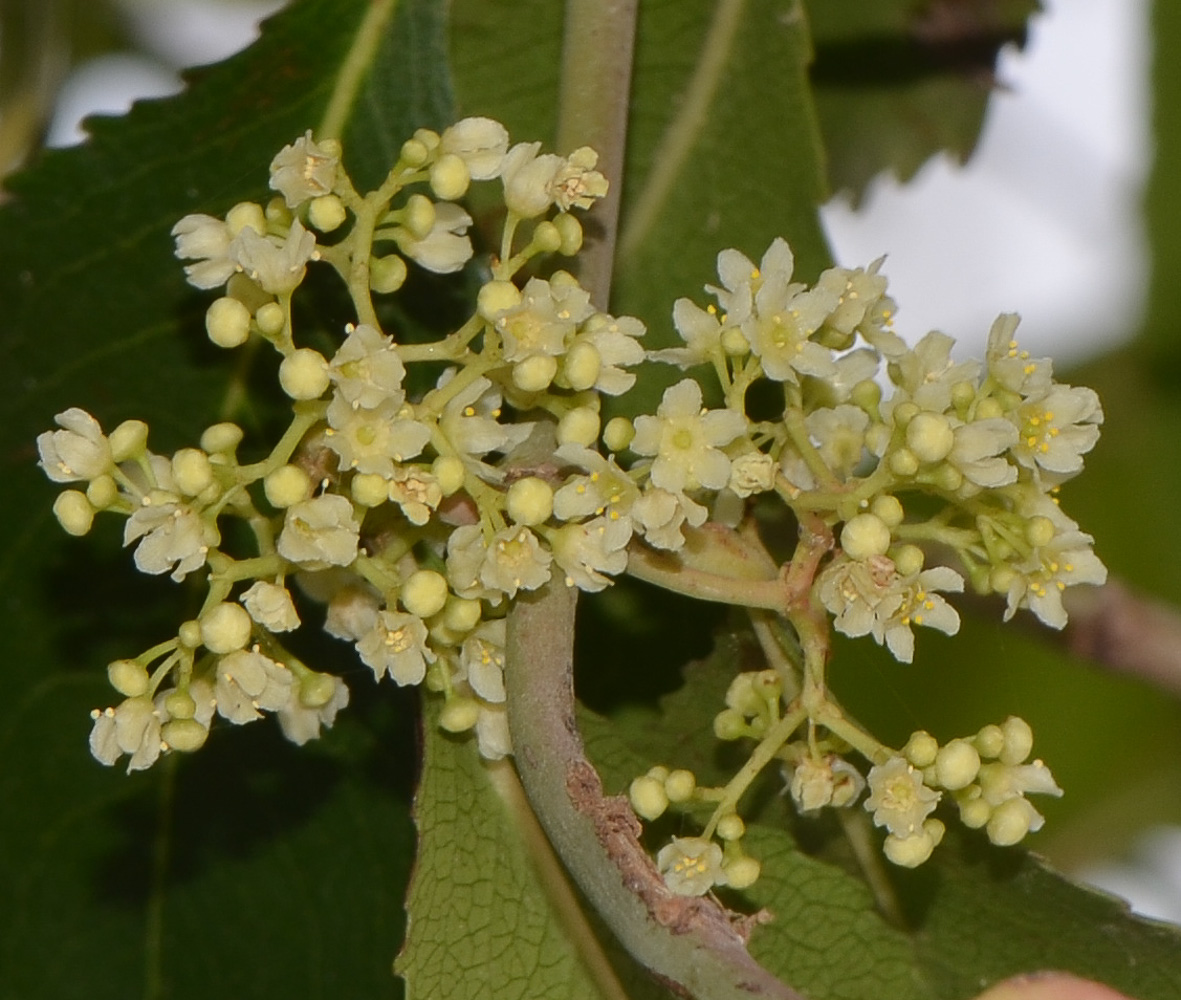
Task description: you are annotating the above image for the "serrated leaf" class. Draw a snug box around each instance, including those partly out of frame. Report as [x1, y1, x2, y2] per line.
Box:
[0, 0, 455, 994]
[397, 709, 612, 1000]
[581, 629, 1181, 1000]
[806, 0, 1039, 204]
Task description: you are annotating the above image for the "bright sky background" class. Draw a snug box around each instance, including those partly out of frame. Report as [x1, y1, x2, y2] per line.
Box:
[45, 0, 1180, 924]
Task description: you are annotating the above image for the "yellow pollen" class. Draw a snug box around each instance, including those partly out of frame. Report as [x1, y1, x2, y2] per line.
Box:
[913, 614, 924, 625]
[706, 304, 717, 315]
[1024, 364, 1036, 375]
[463, 406, 476, 417]
[1043, 411, 1054, 421]
[750, 267, 760, 279]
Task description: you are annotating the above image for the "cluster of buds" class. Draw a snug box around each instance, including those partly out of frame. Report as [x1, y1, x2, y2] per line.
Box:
[38, 118, 1103, 893]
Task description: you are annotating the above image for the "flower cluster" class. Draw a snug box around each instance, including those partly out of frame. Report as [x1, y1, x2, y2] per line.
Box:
[39, 119, 1103, 893]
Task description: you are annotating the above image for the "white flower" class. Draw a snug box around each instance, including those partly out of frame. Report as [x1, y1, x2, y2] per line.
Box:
[357, 610, 435, 685]
[395, 201, 473, 273]
[744, 286, 837, 384]
[269, 131, 339, 208]
[459, 619, 507, 703]
[329, 323, 407, 408]
[277, 494, 360, 569]
[574, 312, 645, 394]
[324, 395, 431, 476]
[387, 465, 443, 525]
[656, 836, 725, 896]
[500, 142, 608, 217]
[322, 580, 381, 641]
[124, 493, 211, 581]
[887, 331, 981, 416]
[231, 218, 317, 295]
[1003, 527, 1106, 630]
[652, 297, 726, 370]
[240, 581, 301, 632]
[494, 277, 593, 362]
[630, 379, 745, 493]
[440, 117, 509, 180]
[817, 555, 963, 663]
[445, 523, 494, 600]
[277, 673, 349, 745]
[1011, 382, 1103, 479]
[215, 648, 295, 724]
[864, 757, 941, 837]
[550, 516, 632, 591]
[631, 487, 707, 551]
[435, 371, 532, 476]
[948, 417, 1019, 489]
[481, 525, 552, 597]
[89, 696, 164, 772]
[553, 444, 639, 522]
[788, 755, 866, 813]
[172, 213, 237, 289]
[985, 313, 1052, 398]
[37, 408, 112, 482]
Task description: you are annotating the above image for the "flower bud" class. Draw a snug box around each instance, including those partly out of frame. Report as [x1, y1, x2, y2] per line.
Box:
[629, 775, 669, 820]
[172, 448, 214, 497]
[429, 153, 470, 200]
[506, 476, 554, 526]
[278, 348, 330, 400]
[563, 342, 602, 391]
[840, 513, 891, 561]
[934, 739, 980, 791]
[440, 696, 480, 733]
[906, 413, 954, 464]
[975, 397, 1004, 420]
[512, 354, 558, 392]
[870, 494, 904, 528]
[432, 455, 466, 496]
[206, 296, 252, 348]
[308, 194, 346, 232]
[200, 602, 252, 654]
[108, 659, 149, 697]
[713, 708, 747, 741]
[720, 328, 751, 356]
[974, 724, 1005, 759]
[178, 619, 203, 649]
[1025, 516, 1056, 549]
[892, 544, 924, 577]
[401, 569, 449, 618]
[557, 406, 600, 447]
[987, 797, 1037, 846]
[884, 831, 935, 868]
[958, 795, 991, 829]
[399, 137, 430, 168]
[716, 814, 745, 841]
[888, 448, 919, 477]
[109, 419, 149, 462]
[299, 672, 337, 708]
[53, 490, 94, 536]
[850, 379, 882, 412]
[226, 201, 266, 237]
[201, 422, 244, 455]
[163, 689, 196, 719]
[530, 220, 562, 253]
[477, 280, 521, 320]
[553, 213, 583, 255]
[264, 464, 312, 508]
[442, 596, 482, 633]
[664, 769, 696, 803]
[999, 716, 1034, 765]
[722, 856, 760, 889]
[352, 472, 389, 507]
[903, 730, 939, 768]
[162, 718, 208, 752]
[86, 474, 119, 510]
[370, 254, 408, 294]
[602, 416, 634, 453]
[402, 194, 436, 240]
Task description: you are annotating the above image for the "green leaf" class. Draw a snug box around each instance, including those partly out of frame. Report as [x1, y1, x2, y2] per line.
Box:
[397, 707, 614, 1000]
[582, 629, 1181, 1000]
[806, 0, 1040, 204]
[0, 0, 456, 994]
[450, 0, 832, 373]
